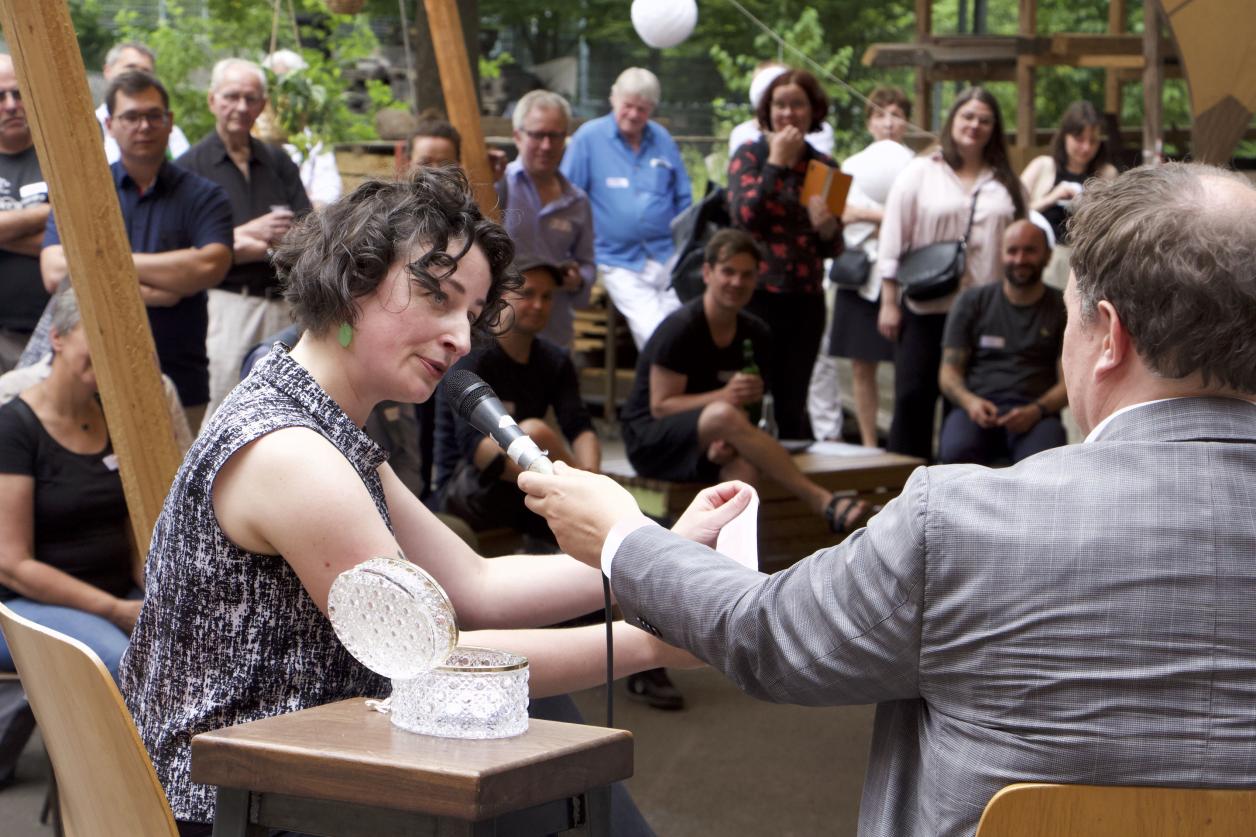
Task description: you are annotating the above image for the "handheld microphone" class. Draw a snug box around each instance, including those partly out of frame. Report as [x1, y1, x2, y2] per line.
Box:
[442, 369, 554, 474]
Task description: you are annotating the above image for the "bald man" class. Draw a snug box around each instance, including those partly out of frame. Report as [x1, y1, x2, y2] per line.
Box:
[936, 219, 1068, 464]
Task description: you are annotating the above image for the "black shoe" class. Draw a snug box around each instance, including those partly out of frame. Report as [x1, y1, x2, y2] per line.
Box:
[626, 668, 685, 711]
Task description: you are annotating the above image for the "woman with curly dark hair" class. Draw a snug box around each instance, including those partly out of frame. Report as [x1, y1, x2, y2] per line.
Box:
[727, 67, 842, 443]
[120, 167, 691, 834]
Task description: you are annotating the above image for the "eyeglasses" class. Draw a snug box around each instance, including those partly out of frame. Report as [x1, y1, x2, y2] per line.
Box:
[115, 110, 170, 128]
[0, 89, 21, 103]
[521, 130, 566, 144]
[217, 91, 263, 107]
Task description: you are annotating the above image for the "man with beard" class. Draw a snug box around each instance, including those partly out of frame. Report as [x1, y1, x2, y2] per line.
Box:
[936, 219, 1068, 464]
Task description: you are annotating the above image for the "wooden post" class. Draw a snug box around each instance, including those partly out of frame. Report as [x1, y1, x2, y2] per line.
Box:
[0, 0, 181, 574]
[1143, 0, 1164, 163]
[1105, 0, 1127, 115]
[422, 0, 499, 221]
[914, 0, 933, 133]
[1015, 0, 1037, 161]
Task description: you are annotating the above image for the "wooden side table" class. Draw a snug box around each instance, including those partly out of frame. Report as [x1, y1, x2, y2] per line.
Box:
[191, 698, 633, 836]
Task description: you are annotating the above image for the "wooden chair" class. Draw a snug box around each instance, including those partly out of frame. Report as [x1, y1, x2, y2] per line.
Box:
[976, 782, 1256, 836]
[0, 602, 177, 837]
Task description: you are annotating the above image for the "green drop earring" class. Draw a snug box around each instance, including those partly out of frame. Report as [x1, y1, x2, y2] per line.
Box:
[337, 322, 354, 348]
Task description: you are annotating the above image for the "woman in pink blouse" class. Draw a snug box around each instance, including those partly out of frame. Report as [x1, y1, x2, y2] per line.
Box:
[876, 87, 1027, 460]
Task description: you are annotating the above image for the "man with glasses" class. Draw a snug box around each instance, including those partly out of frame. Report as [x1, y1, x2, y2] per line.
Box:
[498, 91, 594, 348]
[176, 58, 311, 420]
[0, 54, 50, 373]
[95, 41, 190, 165]
[41, 71, 233, 430]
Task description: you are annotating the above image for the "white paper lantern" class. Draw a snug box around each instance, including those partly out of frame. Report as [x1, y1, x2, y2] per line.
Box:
[748, 65, 787, 107]
[631, 0, 698, 50]
[841, 140, 916, 205]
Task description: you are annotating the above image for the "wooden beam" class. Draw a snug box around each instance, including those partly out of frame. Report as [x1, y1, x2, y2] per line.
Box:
[0, 0, 181, 575]
[915, 0, 933, 133]
[1016, 0, 1037, 157]
[1106, 0, 1127, 113]
[422, 0, 499, 221]
[1144, 0, 1165, 162]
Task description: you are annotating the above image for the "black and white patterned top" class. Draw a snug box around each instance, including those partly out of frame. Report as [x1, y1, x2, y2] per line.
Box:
[120, 346, 390, 824]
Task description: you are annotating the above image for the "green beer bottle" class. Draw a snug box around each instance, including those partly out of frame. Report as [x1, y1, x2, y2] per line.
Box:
[741, 338, 762, 426]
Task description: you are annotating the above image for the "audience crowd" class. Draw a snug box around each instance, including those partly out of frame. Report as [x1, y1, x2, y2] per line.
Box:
[0, 32, 1180, 828]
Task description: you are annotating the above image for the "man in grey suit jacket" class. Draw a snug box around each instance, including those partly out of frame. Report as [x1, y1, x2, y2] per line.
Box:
[519, 162, 1256, 837]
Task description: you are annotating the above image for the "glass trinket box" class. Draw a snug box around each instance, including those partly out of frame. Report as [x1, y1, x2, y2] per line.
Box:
[327, 556, 529, 739]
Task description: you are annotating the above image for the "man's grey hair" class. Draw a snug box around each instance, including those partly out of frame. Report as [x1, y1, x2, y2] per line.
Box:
[610, 67, 660, 106]
[511, 90, 571, 131]
[209, 58, 267, 95]
[104, 41, 155, 71]
[1069, 162, 1256, 393]
[49, 283, 82, 338]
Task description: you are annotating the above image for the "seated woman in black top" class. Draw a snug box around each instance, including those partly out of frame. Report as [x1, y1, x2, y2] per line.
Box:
[0, 285, 140, 786]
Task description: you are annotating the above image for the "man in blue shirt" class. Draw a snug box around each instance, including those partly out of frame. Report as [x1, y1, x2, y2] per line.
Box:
[42, 71, 232, 429]
[561, 67, 691, 349]
[498, 90, 594, 349]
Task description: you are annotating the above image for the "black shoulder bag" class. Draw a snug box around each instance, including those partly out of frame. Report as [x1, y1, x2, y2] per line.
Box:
[897, 189, 979, 302]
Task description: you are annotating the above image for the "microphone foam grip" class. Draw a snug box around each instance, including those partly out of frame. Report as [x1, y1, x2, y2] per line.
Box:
[443, 369, 493, 420]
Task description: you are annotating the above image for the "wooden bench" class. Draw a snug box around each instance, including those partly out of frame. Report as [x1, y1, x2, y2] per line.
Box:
[603, 444, 925, 572]
[572, 287, 636, 419]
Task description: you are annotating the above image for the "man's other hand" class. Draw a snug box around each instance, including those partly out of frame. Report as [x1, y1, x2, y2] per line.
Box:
[671, 481, 754, 549]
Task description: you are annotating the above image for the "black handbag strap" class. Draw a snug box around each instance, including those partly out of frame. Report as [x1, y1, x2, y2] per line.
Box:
[960, 188, 980, 245]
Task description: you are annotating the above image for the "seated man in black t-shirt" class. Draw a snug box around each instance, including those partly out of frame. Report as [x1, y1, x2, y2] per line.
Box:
[433, 259, 599, 545]
[938, 220, 1069, 464]
[621, 229, 854, 531]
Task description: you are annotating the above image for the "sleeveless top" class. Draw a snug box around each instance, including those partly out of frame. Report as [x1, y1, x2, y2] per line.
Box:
[120, 346, 390, 823]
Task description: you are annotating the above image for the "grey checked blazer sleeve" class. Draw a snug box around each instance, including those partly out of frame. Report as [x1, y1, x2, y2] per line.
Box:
[612, 466, 932, 706]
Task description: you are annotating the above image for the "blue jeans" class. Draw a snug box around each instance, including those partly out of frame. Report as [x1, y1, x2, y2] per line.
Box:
[1, 591, 140, 784]
[938, 397, 1067, 465]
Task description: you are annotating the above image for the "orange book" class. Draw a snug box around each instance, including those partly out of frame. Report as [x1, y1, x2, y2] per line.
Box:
[800, 160, 853, 217]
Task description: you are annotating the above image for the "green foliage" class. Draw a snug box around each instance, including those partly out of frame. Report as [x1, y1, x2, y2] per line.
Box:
[707, 7, 854, 180]
[111, 0, 397, 147]
[478, 51, 515, 82]
[680, 144, 709, 199]
[69, 0, 114, 71]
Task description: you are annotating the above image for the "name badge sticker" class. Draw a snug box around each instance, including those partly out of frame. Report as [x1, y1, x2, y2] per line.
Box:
[978, 334, 1006, 349]
[605, 176, 630, 188]
[102, 453, 120, 471]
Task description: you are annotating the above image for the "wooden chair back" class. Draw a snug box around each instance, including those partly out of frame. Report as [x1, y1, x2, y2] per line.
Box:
[0, 603, 177, 837]
[976, 782, 1256, 836]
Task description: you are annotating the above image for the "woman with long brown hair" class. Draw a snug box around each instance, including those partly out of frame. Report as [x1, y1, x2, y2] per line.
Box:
[877, 87, 1027, 460]
[1021, 100, 1117, 288]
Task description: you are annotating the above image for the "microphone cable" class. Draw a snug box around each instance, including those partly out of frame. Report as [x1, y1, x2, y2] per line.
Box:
[603, 573, 614, 728]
